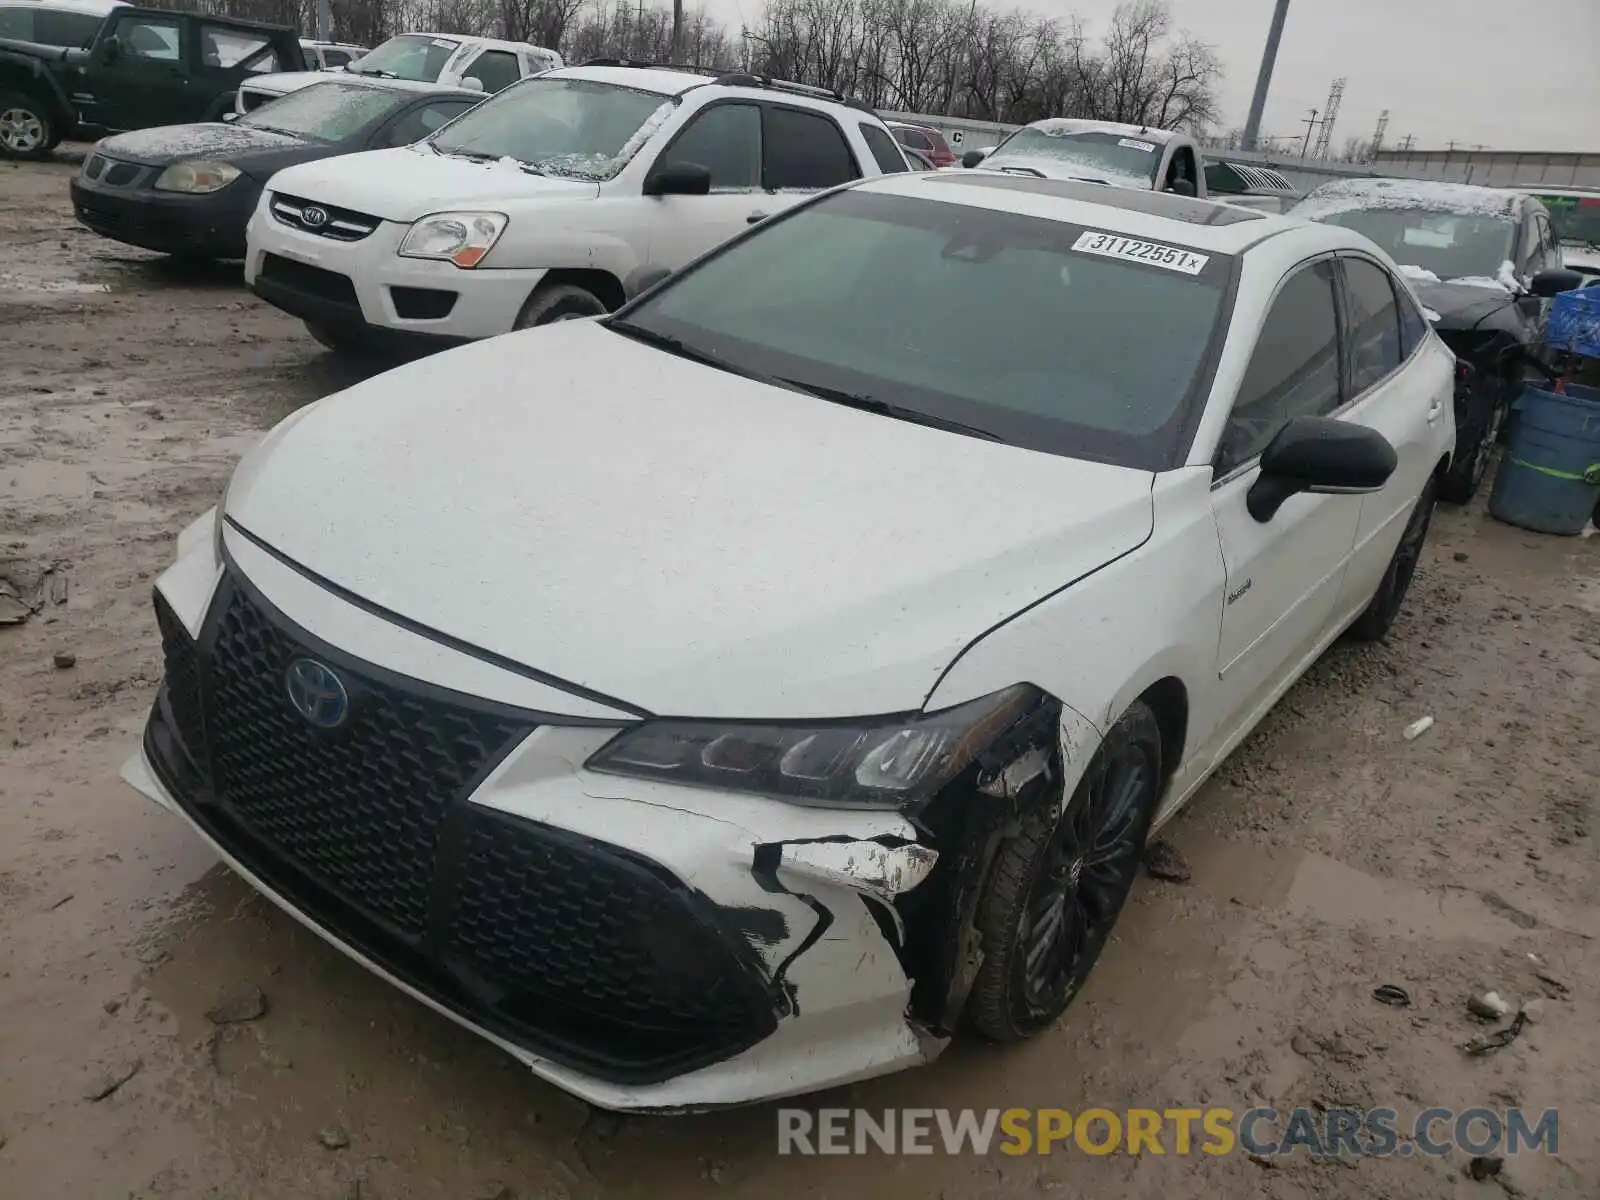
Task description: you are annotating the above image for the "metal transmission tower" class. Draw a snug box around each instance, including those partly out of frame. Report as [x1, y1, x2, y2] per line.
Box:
[1369, 109, 1390, 160]
[1242, 0, 1292, 151]
[1312, 77, 1346, 159]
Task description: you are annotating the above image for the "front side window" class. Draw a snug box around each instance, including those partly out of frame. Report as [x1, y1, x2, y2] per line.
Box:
[860, 124, 908, 173]
[764, 106, 857, 190]
[466, 48, 519, 92]
[660, 103, 760, 189]
[1343, 257, 1403, 394]
[1217, 261, 1341, 475]
[37, 9, 102, 45]
[986, 127, 1163, 187]
[347, 33, 459, 82]
[115, 17, 181, 61]
[1537, 194, 1600, 247]
[427, 77, 672, 181]
[1313, 206, 1515, 283]
[240, 81, 414, 141]
[322, 48, 353, 68]
[613, 189, 1231, 470]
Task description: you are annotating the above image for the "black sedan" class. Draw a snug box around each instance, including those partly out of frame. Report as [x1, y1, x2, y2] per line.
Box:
[70, 77, 483, 260]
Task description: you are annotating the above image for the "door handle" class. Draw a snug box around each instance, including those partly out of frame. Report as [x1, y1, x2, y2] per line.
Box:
[1427, 395, 1445, 423]
[746, 211, 769, 224]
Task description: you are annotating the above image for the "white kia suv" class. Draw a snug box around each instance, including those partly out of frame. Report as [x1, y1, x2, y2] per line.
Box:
[129, 175, 1453, 1111]
[242, 60, 915, 352]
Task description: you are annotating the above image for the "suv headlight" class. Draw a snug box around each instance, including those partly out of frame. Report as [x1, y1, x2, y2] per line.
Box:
[398, 211, 507, 268]
[153, 161, 241, 193]
[586, 685, 1039, 810]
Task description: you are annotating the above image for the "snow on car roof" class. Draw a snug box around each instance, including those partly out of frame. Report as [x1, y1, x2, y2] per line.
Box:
[1023, 118, 1181, 144]
[1292, 177, 1521, 220]
[857, 171, 1321, 256]
[549, 63, 717, 95]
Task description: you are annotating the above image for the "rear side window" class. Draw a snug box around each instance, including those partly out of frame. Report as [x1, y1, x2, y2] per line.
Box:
[0, 7, 34, 39]
[117, 16, 182, 61]
[860, 124, 908, 173]
[467, 49, 520, 93]
[323, 48, 353, 67]
[201, 25, 274, 68]
[1218, 260, 1341, 474]
[894, 128, 932, 151]
[764, 107, 858, 190]
[1342, 257, 1403, 394]
[666, 103, 761, 189]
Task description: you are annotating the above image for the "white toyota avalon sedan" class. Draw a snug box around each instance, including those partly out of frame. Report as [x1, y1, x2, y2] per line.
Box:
[124, 171, 1454, 1111]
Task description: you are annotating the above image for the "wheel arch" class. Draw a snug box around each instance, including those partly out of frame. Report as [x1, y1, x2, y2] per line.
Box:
[525, 266, 626, 312]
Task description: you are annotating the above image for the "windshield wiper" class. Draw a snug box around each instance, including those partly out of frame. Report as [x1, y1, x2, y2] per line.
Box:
[348, 66, 395, 78]
[434, 148, 498, 163]
[776, 380, 1003, 441]
[604, 319, 795, 389]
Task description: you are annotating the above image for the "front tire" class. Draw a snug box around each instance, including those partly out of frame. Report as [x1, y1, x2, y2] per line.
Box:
[967, 701, 1163, 1041]
[0, 93, 55, 161]
[1347, 476, 1437, 643]
[1439, 376, 1508, 503]
[512, 283, 607, 329]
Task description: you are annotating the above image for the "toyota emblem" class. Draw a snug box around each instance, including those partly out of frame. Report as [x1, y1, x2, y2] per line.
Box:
[300, 205, 329, 229]
[285, 658, 349, 728]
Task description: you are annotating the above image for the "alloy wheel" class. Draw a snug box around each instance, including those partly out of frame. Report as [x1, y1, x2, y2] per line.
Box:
[0, 107, 45, 154]
[1017, 738, 1154, 1011]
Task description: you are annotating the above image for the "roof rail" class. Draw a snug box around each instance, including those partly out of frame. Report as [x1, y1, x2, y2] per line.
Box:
[578, 57, 714, 74]
[709, 72, 876, 112]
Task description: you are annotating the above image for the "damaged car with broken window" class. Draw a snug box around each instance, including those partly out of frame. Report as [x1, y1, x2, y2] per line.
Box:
[123, 169, 1454, 1111]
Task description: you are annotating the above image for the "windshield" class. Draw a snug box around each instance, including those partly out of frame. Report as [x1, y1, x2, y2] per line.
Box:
[347, 33, 458, 81]
[240, 81, 407, 141]
[615, 189, 1231, 469]
[987, 128, 1162, 186]
[1536, 194, 1600, 247]
[428, 77, 672, 180]
[1315, 207, 1516, 282]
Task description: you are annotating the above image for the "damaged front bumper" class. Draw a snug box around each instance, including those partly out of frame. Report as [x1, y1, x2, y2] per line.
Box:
[121, 527, 982, 1111]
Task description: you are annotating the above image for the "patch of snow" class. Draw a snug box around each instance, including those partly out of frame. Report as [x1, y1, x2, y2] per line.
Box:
[1496, 259, 1524, 292]
[97, 123, 297, 159]
[1397, 264, 1441, 283]
[1028, 118, 1177, 143]
[1450, 276, 1511, 292]
[1292, 177, 1518, 221]
[1422, 307, 1442, 323]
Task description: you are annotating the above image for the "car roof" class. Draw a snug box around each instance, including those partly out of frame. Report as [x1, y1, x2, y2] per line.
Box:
[1292, 176, 1524, 220]
[395, 30, 550, 52]
[546, 62, 716, 94]
[3, 0, 126, 12]
[1021, 118, 1181, 144]
[850, 171, 1333, 255]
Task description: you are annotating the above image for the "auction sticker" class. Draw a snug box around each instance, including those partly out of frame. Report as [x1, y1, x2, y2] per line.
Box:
[1118, 138, 1156, 152]
[1071, 230, 1209, 274]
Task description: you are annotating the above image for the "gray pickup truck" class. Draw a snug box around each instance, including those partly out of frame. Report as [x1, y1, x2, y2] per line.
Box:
[1, 5, 304, 158]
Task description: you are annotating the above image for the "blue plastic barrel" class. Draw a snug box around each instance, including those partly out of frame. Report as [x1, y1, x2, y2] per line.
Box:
[1488, 382, 1600, 535]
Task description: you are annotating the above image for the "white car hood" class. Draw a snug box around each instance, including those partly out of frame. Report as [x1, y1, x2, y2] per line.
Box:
[242, 70, 324, 97]
[265, 147, 599, 221]
[224, 321, 1155, 719]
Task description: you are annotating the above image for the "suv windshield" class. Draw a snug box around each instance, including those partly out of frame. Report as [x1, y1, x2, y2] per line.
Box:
[987, 128, 1163, 186]
[614, 188, 1231, 470]
[241, 81, 407, 141]
[1313, 207, 1516, 282]
[347, 34, 458, 81]
[1536, 194, 1600, 247]
[428, 77, 672, 180]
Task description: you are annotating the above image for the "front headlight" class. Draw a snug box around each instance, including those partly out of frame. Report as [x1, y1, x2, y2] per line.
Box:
[587, 685, 1040, 809]
[153, 161, 242, 193]
[397, 211, 507, 268]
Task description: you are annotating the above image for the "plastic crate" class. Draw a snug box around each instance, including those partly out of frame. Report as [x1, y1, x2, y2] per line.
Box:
[1547, 288, 1600, 359]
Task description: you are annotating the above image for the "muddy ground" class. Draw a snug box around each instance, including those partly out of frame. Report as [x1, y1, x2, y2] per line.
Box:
[1, 150, 1597, 1200]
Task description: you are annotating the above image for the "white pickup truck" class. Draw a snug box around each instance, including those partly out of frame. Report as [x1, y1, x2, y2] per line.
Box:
[236, 31, 560, 114]
[962, 119, 1298, 212]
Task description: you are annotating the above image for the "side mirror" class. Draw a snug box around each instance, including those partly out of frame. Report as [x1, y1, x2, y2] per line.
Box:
[1168, 177, 1197, 197]
[1246, 415, 1397, 523]
[1529, 267, 1584, 297]
[643, 161, 712, 197]
[623, 264, 672, 300]
[460, 76, 485, 92]
[961, 148, 988, 168]
[96, 36, 120, 63]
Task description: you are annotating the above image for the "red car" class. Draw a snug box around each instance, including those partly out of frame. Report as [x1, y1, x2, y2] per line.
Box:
[886, 120, 956, 168]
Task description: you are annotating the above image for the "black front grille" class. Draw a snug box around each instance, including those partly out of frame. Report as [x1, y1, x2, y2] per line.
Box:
[83, 154, 106, 180]
[103, 161, 142, 187]
[269, 191, 381, 242]
[390, 286, 457, 320]
[207, 582, 527, 937]
[141, 570, 782, 1081]
[259, 253, 360, 309]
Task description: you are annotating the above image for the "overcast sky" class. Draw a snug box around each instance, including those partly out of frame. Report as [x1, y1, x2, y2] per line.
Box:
[697, 0, 1600, 153]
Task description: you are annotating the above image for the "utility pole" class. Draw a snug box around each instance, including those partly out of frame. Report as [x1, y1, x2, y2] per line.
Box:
[1299, 107, 1319, 158]
[670, 0, 683, 60]
[1369, 109, 1389, 161]
[1398, 133, 1415, 152]
[1241, 0, 1291, 151]
[315, 0, 330, 41]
